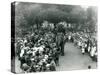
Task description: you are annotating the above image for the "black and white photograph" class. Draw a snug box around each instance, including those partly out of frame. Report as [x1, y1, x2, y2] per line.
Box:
[11, 1, 98, 73]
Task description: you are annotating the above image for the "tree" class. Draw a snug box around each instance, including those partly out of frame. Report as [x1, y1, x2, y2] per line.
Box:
[86, 6, 97, 32]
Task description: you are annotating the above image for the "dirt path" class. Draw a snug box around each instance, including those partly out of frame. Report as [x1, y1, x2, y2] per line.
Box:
[56, 43, 97, 71]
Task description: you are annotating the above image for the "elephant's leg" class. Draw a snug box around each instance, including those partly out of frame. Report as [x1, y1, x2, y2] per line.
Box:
[61, 42, 64, 56]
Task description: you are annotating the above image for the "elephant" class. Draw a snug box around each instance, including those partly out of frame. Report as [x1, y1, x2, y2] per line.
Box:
[56, 33, 65, 56]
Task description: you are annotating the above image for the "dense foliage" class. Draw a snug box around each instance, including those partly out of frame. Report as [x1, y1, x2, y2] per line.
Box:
[14, 2, 97, 37]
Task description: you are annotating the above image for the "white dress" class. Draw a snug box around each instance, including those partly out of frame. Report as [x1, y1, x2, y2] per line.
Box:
[88, 46, 91, 52]
[82, 47, 85, 53]
[90, 46, 96, 57]
[20, 48, 24, 57]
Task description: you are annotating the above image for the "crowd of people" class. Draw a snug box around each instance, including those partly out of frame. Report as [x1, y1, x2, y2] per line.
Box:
[16, 31, 64, 73]
[15, 21, 97, 73]
[64, 32, 97, 62]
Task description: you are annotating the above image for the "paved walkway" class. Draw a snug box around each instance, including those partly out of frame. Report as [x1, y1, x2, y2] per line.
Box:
[56, 42, 97, 71]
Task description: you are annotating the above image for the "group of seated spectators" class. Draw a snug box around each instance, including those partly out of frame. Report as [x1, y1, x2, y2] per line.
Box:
[16, 31, 61, 72]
